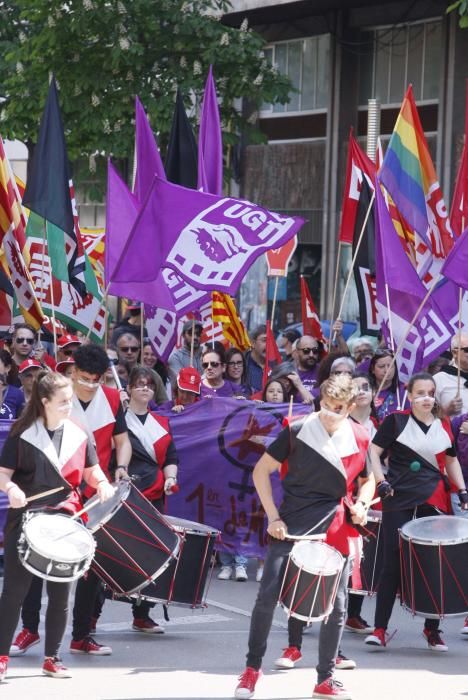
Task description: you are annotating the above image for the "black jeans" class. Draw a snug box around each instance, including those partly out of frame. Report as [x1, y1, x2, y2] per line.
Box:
[245, 539, 350, 684]
[0, 525, 71, 657]
[21, 575, 44, 632]
[72, 569, 103, 641]
[347, 592, 364, 619]
[374, 505, 439, 631]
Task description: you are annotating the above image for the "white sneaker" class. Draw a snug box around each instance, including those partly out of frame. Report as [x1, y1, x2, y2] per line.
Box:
[256, 567, 264, 582]
[235, 565, 248, 581]
[217, 566, 233, 580]
[460, 616, 468, 635]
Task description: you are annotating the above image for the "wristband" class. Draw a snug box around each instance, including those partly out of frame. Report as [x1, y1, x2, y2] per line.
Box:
[117, 465, 128, 471]
[269, 517, 282, 524]
[6, 483, 17, 493]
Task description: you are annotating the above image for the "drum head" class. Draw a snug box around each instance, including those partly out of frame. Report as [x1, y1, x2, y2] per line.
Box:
[291, 540, 343, 575]
[400, 515, 468, 545]
[164, 515, 219, 536]
[24, 513, 94, 561]
[86, 480, 130, 532]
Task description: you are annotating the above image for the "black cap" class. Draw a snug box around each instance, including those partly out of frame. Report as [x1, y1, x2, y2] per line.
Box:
[282, 328, 301, 344]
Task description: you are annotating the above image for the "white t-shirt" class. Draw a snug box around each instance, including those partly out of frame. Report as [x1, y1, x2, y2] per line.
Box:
[434, 370, 468, 415]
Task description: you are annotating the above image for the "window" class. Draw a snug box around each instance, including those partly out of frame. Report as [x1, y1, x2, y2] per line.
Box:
[262, 35, 330, 115]
[358, 20, 442, 106]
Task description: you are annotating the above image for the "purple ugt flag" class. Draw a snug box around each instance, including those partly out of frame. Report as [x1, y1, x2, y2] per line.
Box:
[105, 161, 175, 310]
[374, 179, 452, 381]
[441, 226, 468, 289]
[134, 96, 166, 204]
[198, 66, 223, 196]
[112, 176, 305, 296]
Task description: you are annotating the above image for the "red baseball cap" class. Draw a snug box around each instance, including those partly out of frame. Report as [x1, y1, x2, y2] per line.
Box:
[56, 359, 75, 374]
[18, 359, 42, 374]
[58, 334, 82, 348]
[177, 367, 201, 394]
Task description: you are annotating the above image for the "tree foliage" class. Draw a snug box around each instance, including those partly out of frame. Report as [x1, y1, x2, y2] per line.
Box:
[0, 0, 291, 192]
[446, 0, 468, 27]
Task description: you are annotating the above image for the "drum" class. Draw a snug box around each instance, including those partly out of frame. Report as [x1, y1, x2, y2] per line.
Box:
[349, 510, 383, 595]
[279, 540, 344, 623]
[17, 511, 95, 582]
[399, 515, 468, 618]
[85, 481, 180, 596]
[131, 516, 219, 608]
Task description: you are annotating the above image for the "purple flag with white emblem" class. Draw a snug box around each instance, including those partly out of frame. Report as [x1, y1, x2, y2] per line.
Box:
[112, 177, 305, 295]
[198, 66, 223, 196]
[441, 227, 468, 290]
[134, 96, 166, 203]
[374, 181, 452, 381]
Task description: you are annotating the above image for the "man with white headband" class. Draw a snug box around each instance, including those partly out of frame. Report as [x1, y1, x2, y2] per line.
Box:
[234, 375, 375, 700]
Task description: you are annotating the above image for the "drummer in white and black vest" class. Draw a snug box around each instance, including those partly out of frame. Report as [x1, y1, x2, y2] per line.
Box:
[234, 376, 375, 700]
[0, 371, 114, 683]
[364, 371, 468, 653]
[93, 366, 179, 634]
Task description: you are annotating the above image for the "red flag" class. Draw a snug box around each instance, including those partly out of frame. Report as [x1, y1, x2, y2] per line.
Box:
[450, 84, 468, 237]
[338, 130, 375, 244]
[300, 277, 325, 343]
[262, 320, 282, 389]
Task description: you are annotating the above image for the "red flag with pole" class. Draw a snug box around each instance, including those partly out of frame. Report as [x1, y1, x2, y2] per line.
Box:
[300, 277, 325, 343]
[262, 320, 282, 389]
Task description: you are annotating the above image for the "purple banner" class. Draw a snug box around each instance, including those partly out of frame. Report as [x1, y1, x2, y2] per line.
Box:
[0, 420, 13, 555]
[160, 398, 308, 558]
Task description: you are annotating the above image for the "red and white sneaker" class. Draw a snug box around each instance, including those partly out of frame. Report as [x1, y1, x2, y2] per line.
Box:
[313, 678, 353, 699]
[42, 656, 72, 678]
[132, 617, 164, 634]
[10, 628, 40, 656]
[0, 656, 8, 683]
[70, 636, 112, 655]
[460, 616, 468, 635]
[234, 667, 262, 699]
[344, 616, 373, 634]
[423, 628, 448, 652]
[274, 646, 302, 668]
[364, 627, 388, 649]
[335, 653, 356, 670]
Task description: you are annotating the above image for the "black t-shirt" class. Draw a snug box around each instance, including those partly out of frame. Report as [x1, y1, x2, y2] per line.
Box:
[132, 412, 178, 467]
[78, 398, 127, 436]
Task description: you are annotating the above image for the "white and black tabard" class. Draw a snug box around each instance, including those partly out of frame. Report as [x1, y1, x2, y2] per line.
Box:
[372, 410, 455, 512]
[267, 413, 369, 552]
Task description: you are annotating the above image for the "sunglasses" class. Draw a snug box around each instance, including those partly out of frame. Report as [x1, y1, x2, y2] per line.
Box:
[16, 337, 34, 345]
[227, 361, 243, 367]
[356, 383, 371, 392]
[62, 348, 75, 356]
[119, 346, 139, 353]
[133, 381, 155, 390]
[202, 361, 221, 369]
[452, 347, 468, 354]
[299, 347, 319, 355]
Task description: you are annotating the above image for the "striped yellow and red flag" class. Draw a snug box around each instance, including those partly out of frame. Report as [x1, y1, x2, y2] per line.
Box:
[0, 136, 45, 329]
[212, 291, 251, 351]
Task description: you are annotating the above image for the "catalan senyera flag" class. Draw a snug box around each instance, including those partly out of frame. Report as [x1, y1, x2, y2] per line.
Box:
[80, 227, 105, 289]
[212, 291, 251, 351]
[379, 85, 453, 258]
[0, 136, 44, 329]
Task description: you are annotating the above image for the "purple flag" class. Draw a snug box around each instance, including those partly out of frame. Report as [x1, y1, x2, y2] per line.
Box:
[134, 97, 166, 203]
[0, 421, 13, 554]
[105, 162, 175, 310]
[374, 181, 452, 381]
[197, 66, 223, 196]
[441, 227, 468, 290]
[158, 398, 307, 558]
[112, 176, 305, 295]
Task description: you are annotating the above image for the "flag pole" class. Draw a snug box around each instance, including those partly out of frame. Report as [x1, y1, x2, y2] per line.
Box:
[140, 302, 144, 357]
[189, 317, 195, 367]
[376, 274, 441, 398]
[328, 240, 342, 346]
[48, 255, 58, 360]
[384, 282, 401, 408]
[271, 276, 279, 331]
[334, 190, 375, 337]
[86, 282, 111, 341]
[457, 286, 462, 396]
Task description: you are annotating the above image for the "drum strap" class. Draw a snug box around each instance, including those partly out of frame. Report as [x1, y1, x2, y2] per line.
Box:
[301, 507, 337, 538]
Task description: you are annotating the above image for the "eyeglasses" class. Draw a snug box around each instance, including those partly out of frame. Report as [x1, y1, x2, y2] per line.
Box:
[119, 346, 139, 353]
[202, 361, 221, 369]
[299, 347, 319, 355]
[332, 370, 353, 376]
[452, 347, 468, 354]
[227, 361, 243, 367]
[15, 337, 34, 345]
[355, 383, 371, 392]
[134, 381, 155, 390]
[62, 348, 74, 356]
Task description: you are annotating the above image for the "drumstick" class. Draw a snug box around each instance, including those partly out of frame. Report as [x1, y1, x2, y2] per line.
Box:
[286, 533, 327, 542]
[71, 485, 117, 521]
[26, 487, 64, 503]
[368, 497, 381, 508]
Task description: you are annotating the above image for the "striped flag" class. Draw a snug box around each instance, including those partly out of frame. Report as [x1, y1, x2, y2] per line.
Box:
[0, 135, 45, 329]
[212, 291, 251, 351]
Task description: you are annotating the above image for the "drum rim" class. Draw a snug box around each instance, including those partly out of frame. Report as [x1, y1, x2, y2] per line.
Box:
[399, 514, 468, 546]
[20, 552, 95, 583]
[164, 515, 220, 536]
[85, 480, 132, 532]
[22, 512, 95, 562]
[400, 602, 468, 619]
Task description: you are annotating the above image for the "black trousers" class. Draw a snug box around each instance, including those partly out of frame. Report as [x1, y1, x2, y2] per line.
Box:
[0, 525, 70, 657]
[245, 539, 350, 684]
[374, 505, 439, 631]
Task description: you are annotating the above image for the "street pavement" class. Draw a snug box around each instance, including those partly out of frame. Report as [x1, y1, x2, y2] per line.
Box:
[0, 560, 467, 700]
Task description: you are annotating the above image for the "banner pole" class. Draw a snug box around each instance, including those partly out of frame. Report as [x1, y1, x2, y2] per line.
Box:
[270, 276, 279, 331]
[334, 190, 375, 331]
[376, 274, 440, 399]
[328, 240, 343, 347]
[384, 282, 401, 408]
[189, 317, 195, 367]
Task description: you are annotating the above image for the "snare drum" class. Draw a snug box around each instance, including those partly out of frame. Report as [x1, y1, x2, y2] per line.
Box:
[349, 510, 383, 595]
[399, 515, 468, 618]
[279, 540, 344, 623]
[17, 511, 95, 582]
[131, 516, 219, 608]
[85, 481, 180, 596]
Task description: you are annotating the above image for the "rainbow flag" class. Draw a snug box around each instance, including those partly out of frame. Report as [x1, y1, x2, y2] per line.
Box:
[379, 85, 453, 257]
